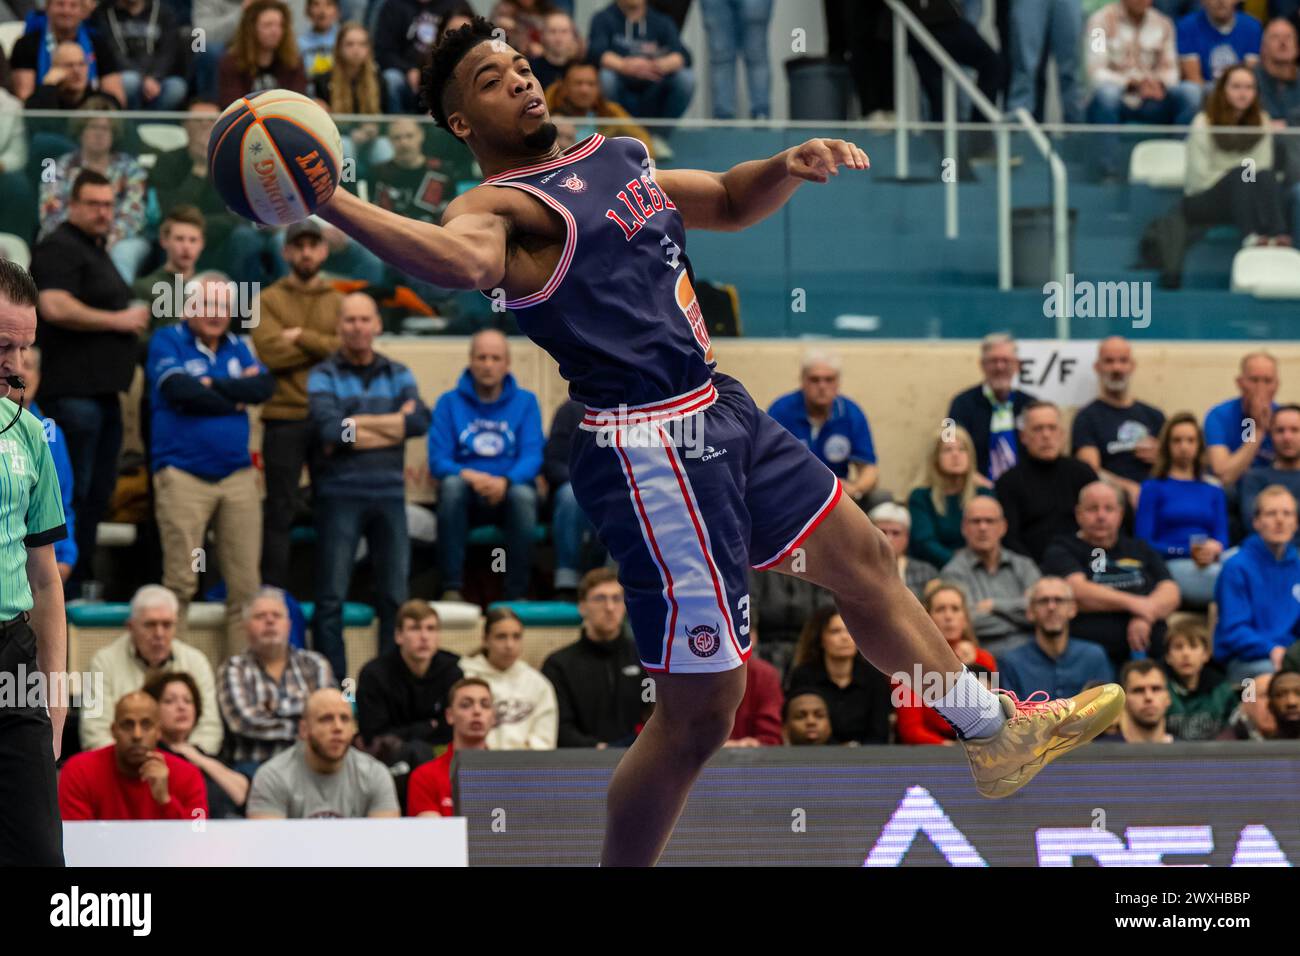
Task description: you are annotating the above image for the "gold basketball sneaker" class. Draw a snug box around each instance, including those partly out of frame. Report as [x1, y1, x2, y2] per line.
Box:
[962, 685, 1125, 799]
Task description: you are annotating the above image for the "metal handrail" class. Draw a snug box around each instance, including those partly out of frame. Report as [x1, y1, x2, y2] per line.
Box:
[1014, 107, 1070, 336]
[885, 0, 1019, 290]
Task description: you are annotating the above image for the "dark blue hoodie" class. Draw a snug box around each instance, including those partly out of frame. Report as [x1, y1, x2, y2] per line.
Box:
[428, 371, 544, 485]
[1213, 534, 1300, 663]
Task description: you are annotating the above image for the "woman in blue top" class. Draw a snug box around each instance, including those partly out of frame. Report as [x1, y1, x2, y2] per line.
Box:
[1135, 412, 1229, 608]
[907, 424, 993, 568]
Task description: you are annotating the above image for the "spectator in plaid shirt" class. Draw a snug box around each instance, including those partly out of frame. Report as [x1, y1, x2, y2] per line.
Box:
[217, 588, 336, 776]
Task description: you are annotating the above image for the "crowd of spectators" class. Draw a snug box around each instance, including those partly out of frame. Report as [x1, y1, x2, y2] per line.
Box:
[5, 2, 1298, 822]
[1, 2, 1298, 286]
[45, 322, 1300, 822]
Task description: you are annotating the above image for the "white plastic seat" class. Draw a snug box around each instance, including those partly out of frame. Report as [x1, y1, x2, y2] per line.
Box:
[0, 232, 30, 269]
[1230, 246, 1300, 298]
[1128, 140, 1187, 188]
[137, 123, 187, 154]
[0, 21, 24, 58]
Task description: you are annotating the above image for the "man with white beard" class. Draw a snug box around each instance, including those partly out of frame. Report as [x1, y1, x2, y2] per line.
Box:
[1072, 336, 1166, 508]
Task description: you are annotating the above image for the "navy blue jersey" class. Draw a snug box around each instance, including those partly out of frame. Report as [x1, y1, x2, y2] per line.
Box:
[480, 134, 715, 409]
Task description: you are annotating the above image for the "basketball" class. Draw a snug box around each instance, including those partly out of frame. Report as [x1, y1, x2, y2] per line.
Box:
[207, 89, 344, 227]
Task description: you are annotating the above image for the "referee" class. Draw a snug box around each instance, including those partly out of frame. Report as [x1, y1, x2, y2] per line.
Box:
[0, 260, 69, 866]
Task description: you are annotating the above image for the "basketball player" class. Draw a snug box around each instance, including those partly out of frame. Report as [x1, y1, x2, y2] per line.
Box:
[312, 17, 1124, 866]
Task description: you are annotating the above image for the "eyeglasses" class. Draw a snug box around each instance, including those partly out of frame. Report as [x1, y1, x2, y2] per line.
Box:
[1031, 596, 1073, 607]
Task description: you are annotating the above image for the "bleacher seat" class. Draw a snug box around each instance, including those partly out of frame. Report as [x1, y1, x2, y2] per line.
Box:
[1230, 247, 1300, 298]
[0, 21, 23, 58]
[137, 123, 188, 154]
[467, 523, 549, 547]
[423, 599, 485, 659]
[486, 600, 582, 669]
[1128, 140, 1187, 189]
[95, 522, 138, 547]
[0, 232, 30, 269]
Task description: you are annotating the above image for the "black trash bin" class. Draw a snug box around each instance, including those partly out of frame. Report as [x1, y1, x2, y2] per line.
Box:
[785, 56, 852, 121]
[1011, 206, 1078, 287]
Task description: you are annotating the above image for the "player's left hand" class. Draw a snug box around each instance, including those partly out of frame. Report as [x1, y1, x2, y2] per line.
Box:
[786, 138, 870, 184]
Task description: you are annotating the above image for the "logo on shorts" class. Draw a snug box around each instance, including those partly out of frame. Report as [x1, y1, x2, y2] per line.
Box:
[686, 622, 721, 657]
[560, 173, 587, 193]
[701, 445, 728, 462]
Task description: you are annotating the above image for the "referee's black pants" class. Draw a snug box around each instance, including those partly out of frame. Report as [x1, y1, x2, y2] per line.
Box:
[0, 616, 64, 866]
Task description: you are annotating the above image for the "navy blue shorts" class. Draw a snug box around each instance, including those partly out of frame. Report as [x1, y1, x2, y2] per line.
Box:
[570, 373, 841, 673]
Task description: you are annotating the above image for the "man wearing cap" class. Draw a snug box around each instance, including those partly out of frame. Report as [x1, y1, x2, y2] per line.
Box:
[250, 219, 343, 590]
[0, 260, 71, 865]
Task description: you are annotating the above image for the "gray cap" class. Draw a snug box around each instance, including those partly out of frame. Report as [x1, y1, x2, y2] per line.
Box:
[284, 218, 323, 244]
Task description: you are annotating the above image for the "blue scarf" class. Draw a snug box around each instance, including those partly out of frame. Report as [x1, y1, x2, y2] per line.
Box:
[25, 13, 101, 86]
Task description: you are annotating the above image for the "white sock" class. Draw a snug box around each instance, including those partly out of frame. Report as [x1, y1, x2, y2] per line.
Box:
[934, 668, 1006, 740]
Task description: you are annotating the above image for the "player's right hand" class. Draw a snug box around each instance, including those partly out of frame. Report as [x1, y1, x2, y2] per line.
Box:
[140, 752, 171, 804]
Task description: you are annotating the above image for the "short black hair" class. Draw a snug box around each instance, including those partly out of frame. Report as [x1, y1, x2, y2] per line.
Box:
[560, 57, 598, 80]
[782, 688, 828, 722]
[1118, 659, 1164, 689]
[0, 259, 38, 308]
[71, 168, 112, 200]
[420, 14, 500, 139]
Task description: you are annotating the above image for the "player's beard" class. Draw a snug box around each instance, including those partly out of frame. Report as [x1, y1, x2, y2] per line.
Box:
[523, 121, 559, 152]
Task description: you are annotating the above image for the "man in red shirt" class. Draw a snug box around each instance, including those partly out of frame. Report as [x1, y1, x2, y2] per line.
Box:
[407, 678, 494, 816]
[59, 692, 207, 820]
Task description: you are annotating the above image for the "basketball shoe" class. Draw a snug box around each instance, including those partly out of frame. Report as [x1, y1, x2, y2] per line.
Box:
[962, 685, 1126, 799]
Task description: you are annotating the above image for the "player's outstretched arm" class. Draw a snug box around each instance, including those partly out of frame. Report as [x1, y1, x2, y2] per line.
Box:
[654, 138, 869, 233]
[317, 187, 509, 290]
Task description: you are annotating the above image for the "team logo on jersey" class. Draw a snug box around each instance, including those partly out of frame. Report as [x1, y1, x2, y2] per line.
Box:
[675, 270, 714, 363]
[686, 622, 721, 658]
[560, 173, 587, 193]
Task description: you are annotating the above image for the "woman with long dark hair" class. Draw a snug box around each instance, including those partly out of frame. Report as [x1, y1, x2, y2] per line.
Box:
[1135, 412, 1230, 607]
[216, 0, 307, 108]
[786, 606, 893, 744]
[1183, 64, 1290, 247]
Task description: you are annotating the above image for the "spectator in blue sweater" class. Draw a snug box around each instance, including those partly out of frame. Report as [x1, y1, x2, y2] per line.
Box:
[429, 330, 543, 601]
[946, 333, 1037, 481]
[21, 347, 77, 582]
[308, 292, 431, 679]
[146, 273, 274, 645]
[1135, 412, 1230, 608]
[907, 423, 993, 568]
[1213, 484, 1300, 683]
[589, 0, 695, 132]
[1239, 405, 1300, 544]
[767, 349, 885, 512]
